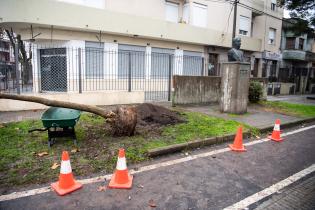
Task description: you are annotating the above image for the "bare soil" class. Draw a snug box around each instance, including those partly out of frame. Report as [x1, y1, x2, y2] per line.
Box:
[134, 103, 185, 136]
[136, 103, 185, 126]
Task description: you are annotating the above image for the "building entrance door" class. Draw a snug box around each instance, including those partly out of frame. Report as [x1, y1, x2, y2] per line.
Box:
[40, 48, 67, 92]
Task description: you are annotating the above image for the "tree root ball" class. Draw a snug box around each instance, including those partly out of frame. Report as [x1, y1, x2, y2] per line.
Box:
[108, 106, 137, 137]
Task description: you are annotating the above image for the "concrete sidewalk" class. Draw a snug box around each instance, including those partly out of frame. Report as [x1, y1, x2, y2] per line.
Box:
[0, 109, 44, 124]
[267, 94, 315, 105]
[178, 103, 302, 130]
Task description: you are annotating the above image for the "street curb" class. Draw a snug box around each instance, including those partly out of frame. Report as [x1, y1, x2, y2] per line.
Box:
[258, 117, 315, 133]
[147, 117, 315, 157]
[147, 132, 250, 157]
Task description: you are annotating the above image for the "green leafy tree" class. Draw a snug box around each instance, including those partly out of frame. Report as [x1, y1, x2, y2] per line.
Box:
[278, 0, 315, 35]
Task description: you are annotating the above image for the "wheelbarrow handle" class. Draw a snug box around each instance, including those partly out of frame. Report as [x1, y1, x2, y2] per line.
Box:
[28, 128, 48, 133]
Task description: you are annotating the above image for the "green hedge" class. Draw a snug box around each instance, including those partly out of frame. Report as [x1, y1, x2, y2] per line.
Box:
[248, 81, 263, 103]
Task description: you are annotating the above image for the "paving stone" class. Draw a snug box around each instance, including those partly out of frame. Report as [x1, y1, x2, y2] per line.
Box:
[254, 174, 315, 210]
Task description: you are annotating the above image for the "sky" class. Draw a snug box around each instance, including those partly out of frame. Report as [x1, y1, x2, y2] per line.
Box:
[283, 9, 290, 18]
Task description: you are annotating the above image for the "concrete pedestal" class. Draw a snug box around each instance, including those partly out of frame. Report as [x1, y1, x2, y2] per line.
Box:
[220, 62, 250, 114]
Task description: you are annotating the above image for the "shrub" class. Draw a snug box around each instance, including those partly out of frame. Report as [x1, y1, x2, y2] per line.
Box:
[248, 81, 263, 103]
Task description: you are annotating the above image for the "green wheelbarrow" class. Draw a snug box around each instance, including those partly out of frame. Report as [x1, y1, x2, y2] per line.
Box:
[29, 107, 81, 147]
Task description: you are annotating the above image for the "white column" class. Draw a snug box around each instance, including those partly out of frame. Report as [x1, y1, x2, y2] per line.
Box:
[174, 49, 183, 75]
[145, 46, 151, 80]
[66, 40, 85, 92]
[104, 43, 118, 80]
[30, 43, 40, 93]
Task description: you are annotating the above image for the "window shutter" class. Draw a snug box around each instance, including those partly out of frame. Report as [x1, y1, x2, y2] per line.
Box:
[182, 3, 190, 23]
[269, 29, 275, 39]
[183, 51, 203, 76]
[239, 16, 250, 32]
[192, 3, 208, 28]
[85, 41, 104, 79]
[165, 2, 179, 23]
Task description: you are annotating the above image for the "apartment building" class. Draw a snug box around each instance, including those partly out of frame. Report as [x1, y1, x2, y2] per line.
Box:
[0, 0, 283, 109]
[279, 18, 315, 94]
[0, 34, 15, 92]
[0, 39, 10, 64]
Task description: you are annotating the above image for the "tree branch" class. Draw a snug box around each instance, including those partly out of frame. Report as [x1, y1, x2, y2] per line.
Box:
[0, 93, 113, 119]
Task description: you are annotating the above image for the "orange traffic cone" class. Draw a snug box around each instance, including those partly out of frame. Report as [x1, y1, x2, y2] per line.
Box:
[51, 151, 82, 195]
[268, 119, 283, 142]
[229, 126, 246, 152]
[108, 148, 133, 189]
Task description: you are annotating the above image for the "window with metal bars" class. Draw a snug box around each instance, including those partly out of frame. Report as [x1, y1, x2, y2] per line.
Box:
[285, 37, 296, 49]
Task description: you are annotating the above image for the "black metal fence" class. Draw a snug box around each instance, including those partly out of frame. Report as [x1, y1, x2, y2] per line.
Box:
[0, 45, 204, 101]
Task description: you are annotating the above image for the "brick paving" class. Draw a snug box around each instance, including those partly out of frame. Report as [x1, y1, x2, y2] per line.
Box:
[254, 173, 315, 210]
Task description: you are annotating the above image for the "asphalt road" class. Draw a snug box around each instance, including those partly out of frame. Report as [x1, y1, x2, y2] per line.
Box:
[1, 124, 315, 210]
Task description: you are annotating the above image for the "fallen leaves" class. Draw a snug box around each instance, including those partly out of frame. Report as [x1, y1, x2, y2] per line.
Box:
[51, 162, 60, 170]
[148, 199, 157, 208]
[71, 148, 79, 153]
[37, 152, 49, 157]
[97, 185, 107, 192]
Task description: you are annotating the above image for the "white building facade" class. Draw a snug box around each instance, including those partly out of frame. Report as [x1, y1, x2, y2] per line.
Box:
[0, 0, 283, 110]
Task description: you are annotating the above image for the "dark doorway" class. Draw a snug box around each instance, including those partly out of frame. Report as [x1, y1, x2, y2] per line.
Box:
[293, 67, 301, 92]
[208, 53, 218, 76]
[40, 48, 67, 92]
[252, 58, 259, 77]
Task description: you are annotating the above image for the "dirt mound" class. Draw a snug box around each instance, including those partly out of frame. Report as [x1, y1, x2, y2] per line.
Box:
[136, 103, 185, 126]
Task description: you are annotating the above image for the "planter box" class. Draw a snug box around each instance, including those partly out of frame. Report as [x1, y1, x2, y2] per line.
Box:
[267, 82, 295, 95]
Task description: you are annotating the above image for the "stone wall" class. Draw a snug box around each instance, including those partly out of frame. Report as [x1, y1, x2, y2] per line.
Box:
[173, 76, 268, 105]
[173, 75, 221, 105]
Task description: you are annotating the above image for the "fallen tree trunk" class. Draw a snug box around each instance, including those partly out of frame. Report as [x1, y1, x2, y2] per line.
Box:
[0, 93, 109, 117]
[0, 93, 137, 136]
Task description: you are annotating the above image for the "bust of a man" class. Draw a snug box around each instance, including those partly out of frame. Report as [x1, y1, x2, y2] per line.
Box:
[228, 37, 245, 62]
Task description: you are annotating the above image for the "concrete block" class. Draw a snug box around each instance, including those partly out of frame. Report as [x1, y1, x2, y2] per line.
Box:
[220, 62, 250, 114]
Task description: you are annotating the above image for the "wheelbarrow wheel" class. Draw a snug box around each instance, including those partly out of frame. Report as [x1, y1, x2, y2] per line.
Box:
[72, 128, 78, 146]
[48, 138, 54, 147]
[48, 140, 52, 148]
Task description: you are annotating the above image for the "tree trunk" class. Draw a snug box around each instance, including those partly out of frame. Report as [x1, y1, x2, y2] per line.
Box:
[21, 61, 32, 85]
[0, 93, 137, 136]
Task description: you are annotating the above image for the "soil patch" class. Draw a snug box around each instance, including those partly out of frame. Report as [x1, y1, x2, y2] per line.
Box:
[136, 103, 185, 126]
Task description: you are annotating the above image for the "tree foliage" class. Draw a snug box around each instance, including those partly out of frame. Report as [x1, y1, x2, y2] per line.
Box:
[278, 0, 315, 35]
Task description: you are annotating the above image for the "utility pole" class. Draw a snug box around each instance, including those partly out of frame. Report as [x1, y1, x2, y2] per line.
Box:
[232, 0, 239, 42]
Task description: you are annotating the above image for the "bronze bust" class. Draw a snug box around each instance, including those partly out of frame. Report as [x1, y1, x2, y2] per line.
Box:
[228, 37, 245, 62]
